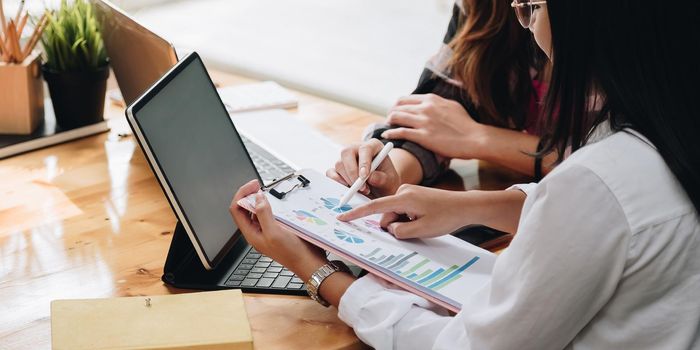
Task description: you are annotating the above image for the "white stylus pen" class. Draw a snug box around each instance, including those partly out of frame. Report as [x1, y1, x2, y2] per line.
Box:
[337, 142, 394, 208]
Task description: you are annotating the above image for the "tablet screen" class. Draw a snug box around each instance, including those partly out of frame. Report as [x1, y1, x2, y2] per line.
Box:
[129, 54, 260, 268]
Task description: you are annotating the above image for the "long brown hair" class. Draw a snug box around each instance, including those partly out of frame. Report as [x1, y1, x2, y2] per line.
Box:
[449, 0, 545, 129]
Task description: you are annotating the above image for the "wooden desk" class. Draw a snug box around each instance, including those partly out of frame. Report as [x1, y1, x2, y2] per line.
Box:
[0, 70, 527, 349]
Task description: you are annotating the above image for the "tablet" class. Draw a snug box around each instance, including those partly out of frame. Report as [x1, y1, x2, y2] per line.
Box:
[126, 52, 261, 270]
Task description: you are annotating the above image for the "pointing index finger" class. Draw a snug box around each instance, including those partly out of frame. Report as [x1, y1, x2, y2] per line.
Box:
[337, 195, 403, 222]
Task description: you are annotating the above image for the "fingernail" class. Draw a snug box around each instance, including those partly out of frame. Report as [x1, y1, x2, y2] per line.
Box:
[360, 166, 368, 179]
[381, 132, 388, 138]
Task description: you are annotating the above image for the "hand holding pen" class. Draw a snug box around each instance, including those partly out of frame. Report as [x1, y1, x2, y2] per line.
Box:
[327, 139, 402, 199]
[337, 142, 394, 207]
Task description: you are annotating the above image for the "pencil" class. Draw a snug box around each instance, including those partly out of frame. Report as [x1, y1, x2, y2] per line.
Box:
[14, 0, 24, 25]
[3, 22, 12, 62]
[0, 34, 7, 61]
[21, 14, 47, 61]
[6, 19, 14, 60]
[9, 20, 21, 62]
[17, 12, 28, 37]
[0, 0, 7, 39]
[1, 35, 10, 62]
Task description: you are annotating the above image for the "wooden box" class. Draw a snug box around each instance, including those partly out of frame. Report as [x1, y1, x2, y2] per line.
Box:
[51, 289, 254, 350]
[0, 51, 44, 135]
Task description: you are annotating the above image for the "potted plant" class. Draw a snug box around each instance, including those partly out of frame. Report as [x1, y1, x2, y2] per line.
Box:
[41, 0, 109, 129]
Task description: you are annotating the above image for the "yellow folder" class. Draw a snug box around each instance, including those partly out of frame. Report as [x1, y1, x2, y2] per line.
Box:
[51, 289, 253, 350]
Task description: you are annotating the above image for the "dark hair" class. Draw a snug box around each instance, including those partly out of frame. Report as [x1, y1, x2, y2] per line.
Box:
[540, 0, 700, 212]
[449, 0, 546, 129]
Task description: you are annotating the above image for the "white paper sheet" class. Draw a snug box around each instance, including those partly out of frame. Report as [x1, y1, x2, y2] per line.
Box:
[240, 169, 496, 311]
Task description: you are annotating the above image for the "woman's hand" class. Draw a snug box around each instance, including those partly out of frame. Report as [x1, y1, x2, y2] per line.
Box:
[383, 94, 490, 160]
[229, 180, 328, 280]
[338, 185, 528, 238]
[326, 139, 402, 198]
[337, 185, 473, 239]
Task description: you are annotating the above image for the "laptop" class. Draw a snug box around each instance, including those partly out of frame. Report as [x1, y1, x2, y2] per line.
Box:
[125, 52, 317, 294]
[92, 0, 338, 177]
[93, 0, 179, 106]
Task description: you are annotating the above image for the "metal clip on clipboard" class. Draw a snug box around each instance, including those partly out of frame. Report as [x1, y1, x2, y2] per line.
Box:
[261, 172, 311, 199]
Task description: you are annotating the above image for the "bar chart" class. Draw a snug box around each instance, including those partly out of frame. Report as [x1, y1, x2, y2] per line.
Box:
[361, 248, 480, 291]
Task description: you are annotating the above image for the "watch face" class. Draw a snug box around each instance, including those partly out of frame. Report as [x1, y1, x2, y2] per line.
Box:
[330, 260, 351, 273]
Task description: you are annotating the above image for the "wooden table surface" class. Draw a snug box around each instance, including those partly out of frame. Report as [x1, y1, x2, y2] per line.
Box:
[0, 70, 528, 349]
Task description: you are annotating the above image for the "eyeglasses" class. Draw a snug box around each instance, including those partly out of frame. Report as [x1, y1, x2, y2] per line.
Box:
[510, 0, 546, 28]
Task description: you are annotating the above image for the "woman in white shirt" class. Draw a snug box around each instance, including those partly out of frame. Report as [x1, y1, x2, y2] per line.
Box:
[229, 0, 700, 348]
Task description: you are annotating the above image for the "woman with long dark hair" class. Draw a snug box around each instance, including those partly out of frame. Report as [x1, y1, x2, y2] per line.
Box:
[230, 0, 700, 348]
[328, 0, 551, 199]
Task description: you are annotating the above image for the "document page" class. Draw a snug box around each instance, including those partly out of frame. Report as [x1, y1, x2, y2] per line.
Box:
[239, 169, 496, 311]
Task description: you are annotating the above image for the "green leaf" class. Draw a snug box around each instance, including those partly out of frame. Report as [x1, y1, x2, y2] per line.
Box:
[40, 0, 108, 72]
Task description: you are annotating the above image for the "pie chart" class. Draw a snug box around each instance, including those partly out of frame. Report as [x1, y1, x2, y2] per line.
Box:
[294, 210, 327, 225]
[364, 219, 382, 231]
[334, 229, 364, 244]
[321, 197, 352, 213]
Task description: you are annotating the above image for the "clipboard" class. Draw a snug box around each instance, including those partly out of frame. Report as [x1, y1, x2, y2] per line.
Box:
[238, 169, 496, 312]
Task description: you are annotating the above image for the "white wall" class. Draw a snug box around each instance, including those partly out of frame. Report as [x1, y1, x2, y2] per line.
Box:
[2, 0, 454, 114]
[133, 0, 453, 114]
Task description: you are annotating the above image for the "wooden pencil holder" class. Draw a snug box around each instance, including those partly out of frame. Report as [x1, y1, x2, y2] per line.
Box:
[0, 51, 44, 135]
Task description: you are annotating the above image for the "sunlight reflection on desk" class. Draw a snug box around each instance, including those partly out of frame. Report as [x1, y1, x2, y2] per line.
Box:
[0, 162, 82, 236]
[103, 138, 136, 234]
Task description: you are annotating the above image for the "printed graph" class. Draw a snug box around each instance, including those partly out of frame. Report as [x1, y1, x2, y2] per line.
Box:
[361, 248, 480, 291]
[293, 210, 327, 225]
[321, 197, 352, 213]
[363, 219, 382, 232]
[334, 228, 365, 244]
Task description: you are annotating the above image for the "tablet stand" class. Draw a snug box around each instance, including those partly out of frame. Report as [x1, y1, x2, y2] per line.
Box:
[161, 221, 309, 295]
[161, 221, 239, 290]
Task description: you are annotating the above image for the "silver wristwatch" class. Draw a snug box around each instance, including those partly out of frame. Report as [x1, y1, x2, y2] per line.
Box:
[306, 260, 351, 307]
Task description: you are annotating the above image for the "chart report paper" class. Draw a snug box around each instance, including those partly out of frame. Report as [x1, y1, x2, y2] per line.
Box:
[238, 169, 496, 312]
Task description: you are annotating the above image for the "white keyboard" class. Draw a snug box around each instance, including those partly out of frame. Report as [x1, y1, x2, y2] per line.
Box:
[240, 135, 295, 183]
[218, 81, 298, 113]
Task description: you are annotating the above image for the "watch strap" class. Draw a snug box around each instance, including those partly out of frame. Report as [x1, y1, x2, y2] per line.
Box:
[306, 260, 350, 307]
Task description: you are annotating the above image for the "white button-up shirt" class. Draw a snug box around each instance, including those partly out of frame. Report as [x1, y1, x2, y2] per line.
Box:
[337, 129, 700, 349]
